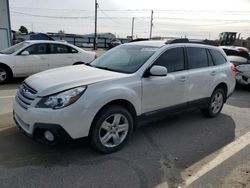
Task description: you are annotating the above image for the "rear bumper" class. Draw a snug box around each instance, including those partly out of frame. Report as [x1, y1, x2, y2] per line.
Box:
[236, 73, 250, 85]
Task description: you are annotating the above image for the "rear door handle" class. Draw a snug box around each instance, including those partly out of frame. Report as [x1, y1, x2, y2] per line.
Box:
[179, 76, 187, 82]
[210, 71, 216, 76]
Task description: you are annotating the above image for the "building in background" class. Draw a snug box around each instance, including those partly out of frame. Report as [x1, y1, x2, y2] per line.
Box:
[0, 0, 11, 50]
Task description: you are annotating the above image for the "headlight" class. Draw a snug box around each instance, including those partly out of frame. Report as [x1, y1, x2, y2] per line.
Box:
[36, 86, 86, 109]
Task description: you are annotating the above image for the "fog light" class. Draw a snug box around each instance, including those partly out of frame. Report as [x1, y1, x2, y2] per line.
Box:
[44, 130, 55, 142]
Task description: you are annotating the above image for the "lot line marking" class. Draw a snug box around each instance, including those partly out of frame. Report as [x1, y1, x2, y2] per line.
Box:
[0, 126, 13, 131]
[0, 95, 15, 99]
[181, 131, 250, 187]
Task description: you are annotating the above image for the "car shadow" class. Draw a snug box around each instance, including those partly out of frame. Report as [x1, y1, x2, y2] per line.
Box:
[0, 110, 235, 188]
[0, 78, 25, 90]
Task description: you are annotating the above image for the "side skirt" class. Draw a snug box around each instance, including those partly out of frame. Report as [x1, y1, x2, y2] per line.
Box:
[136, 98, 210, 127]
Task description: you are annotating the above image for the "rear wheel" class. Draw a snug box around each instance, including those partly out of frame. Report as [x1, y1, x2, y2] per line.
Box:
[0, 66, 11, 84]
[90, 105, 133, 153]
[201, 88, 225, 117]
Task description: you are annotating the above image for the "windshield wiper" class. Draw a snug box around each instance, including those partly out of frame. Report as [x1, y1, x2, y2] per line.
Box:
[94, 66, 115, 71]
[84, 63, 94, 67]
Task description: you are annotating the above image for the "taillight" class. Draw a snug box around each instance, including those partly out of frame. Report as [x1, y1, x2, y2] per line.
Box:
[94, 53, 98, 59]
[230, 63, 238, 72]
[238, 48, 248, 53]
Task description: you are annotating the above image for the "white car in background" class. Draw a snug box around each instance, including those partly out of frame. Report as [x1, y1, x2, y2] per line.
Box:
[0, 40, 97, 84]
[221, 46, 250, 85]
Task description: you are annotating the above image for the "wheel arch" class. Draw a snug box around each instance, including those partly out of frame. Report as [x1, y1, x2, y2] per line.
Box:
[214, 82, 228, 102]
[0, 63, 13, 78]
[89, 99, 138, 136]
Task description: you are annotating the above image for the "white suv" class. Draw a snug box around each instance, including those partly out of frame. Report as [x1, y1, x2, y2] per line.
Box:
[13, 39, 236, 153]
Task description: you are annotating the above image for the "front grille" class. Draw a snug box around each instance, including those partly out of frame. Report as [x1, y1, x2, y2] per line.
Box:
[16, 83, 37, 109]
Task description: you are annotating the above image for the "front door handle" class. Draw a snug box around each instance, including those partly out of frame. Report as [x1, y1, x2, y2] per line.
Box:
[210, 71, 216, 76]
[179, 76, 187, 82]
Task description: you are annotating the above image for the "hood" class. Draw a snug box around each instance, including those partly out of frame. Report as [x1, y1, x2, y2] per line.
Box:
[0, 54, 9, 58]
[25, 65, 127, 96]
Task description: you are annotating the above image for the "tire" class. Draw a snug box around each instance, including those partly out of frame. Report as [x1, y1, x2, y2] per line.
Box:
[0, 66, 11, 84]
[90, 105, 134, 153]
[201, 88, 226, 118]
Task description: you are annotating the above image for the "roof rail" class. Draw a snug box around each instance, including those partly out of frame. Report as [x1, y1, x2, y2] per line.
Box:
[165, 38, 218, 46]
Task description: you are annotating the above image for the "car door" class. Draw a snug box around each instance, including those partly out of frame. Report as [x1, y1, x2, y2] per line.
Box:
[14, 43, 49, 76]
[48, 44, 76, 69]
[142, 47, 189, 113]
[185, 47, 216, 102]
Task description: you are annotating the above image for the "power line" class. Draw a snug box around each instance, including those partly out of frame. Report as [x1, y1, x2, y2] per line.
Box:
[11, 11, 92, 19]
[11, 6, 91, 12]
[11, 11, 250, 22]
[98, 7, 121, 25]
[11, 6, 250, 15]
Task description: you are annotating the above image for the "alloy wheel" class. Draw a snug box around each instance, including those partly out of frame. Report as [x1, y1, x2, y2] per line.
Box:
[99, 113, 129, 148]
[210, 91, 223, 114]
[0, 68, 7, 83]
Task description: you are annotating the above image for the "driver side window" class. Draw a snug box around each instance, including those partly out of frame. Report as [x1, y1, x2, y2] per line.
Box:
[154, 47, 185, 73]
[24, 44, 48, 55]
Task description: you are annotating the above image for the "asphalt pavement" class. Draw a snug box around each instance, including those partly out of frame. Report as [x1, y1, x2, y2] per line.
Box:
[0, 80, 249, 188]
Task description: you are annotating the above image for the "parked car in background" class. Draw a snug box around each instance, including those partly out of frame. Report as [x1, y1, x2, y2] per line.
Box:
[13, 39, 235, 153]
[108, 39, 121, 49]
[221, 46, 250, 86]
[0, 40, 97, 84]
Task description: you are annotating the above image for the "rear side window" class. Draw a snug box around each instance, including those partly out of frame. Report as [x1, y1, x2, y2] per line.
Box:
[154, 47, 185, 72]
[69, 47, 78, 53]
[187, 47, 208, 69]
[49, 44, 69, 54]
[209, 49, 227, 65]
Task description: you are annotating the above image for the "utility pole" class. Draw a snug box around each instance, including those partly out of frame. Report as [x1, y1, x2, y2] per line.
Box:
[94, 0, 98, 50]
[149, 10, 153, 39]
[131, 17, 135, 40]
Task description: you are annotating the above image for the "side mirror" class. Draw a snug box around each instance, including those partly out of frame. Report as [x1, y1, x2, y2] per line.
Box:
[149, 65, 168, 76]
[21, 51, 29, 56]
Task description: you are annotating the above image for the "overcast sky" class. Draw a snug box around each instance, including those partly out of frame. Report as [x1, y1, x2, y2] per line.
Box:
[9, 0, 250, 39]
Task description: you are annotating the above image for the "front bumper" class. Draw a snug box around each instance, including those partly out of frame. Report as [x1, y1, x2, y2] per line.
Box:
[13, 112, 72, 143]
[13, 98, 98, 140]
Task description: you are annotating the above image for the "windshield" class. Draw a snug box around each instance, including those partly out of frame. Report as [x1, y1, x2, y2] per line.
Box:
[0, 42, 30, 54]
[90, 45, 158, 73]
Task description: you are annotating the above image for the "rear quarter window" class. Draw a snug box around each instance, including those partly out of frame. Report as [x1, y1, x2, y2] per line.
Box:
[209, 49, 227, 65]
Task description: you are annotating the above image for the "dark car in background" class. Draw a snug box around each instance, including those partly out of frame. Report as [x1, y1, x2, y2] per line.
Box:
[108, 39, 122, 49]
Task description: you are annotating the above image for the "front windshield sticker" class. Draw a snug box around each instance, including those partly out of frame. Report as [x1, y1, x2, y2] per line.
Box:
[140, 48, 158, 52]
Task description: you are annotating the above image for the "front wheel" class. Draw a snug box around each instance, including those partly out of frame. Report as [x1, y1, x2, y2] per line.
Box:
[0, 66, 10, 84]
[90, 105, 133, 153]
[201, 88, 225, 118]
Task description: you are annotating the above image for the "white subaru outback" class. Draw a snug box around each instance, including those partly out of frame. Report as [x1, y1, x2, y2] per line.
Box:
[13, 39, 236, 153]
